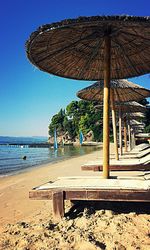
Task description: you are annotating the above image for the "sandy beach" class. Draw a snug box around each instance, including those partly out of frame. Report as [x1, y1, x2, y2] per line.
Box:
[0, 144, 150, 250]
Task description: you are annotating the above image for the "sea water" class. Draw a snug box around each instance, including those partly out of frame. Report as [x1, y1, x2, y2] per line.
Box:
[0, 137, 98, 177]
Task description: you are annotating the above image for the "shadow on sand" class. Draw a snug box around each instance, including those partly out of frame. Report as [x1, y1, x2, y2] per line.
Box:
[65, 200, 150, 219]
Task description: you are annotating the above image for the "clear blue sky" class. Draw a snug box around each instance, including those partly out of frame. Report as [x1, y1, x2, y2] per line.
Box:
[0, 0, 150, 136]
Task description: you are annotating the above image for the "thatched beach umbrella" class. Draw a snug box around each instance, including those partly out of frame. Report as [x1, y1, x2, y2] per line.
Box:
[131, 123, 145, 143]
[125, 112, 145, 119]
[116, 101, 146, 153]
[130, 119, 145, 127]
[26, 15, 150, 178]
[126, 113, 145, 149]
[130, 125, 145, 148]
[94, 105, 146, 154]
[78, 83, 120, 161]
[77, 81, 150, 103]
[77, 80, 150, 157]
[94, 103, 128, 154]
[127, 119, 145, 150]
[116, 101, 146, 113]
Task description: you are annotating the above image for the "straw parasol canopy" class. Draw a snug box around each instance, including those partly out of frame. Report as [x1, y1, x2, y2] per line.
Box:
[125, 112, 145, 119]
[26, 16, 150, 80]
[77, 82, 148, 157]
[116, 101, 146, 112]
[116, 102, 146, 152]
[26, 15, 150, 179]
[95, 103, 146, 114]
[77, 80, 150, 102]
[130, 119, 145, 126]
[128, 112, 145, 118]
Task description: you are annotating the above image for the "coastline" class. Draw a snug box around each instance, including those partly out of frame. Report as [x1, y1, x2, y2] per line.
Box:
[0, 146, 102, 232]
[0, 143, 101, 178]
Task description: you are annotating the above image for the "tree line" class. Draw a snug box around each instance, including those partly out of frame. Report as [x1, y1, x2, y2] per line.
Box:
[48, 99, 150, 142]
[48, 100, 104, 141]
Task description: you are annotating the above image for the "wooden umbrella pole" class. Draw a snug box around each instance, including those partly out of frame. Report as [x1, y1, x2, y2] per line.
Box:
[131, 128, 134, 150]
[119, 107, 123, 155]
[127, 118, 131, 151]
[132, 130, 136, 148]
[124, 117, 127, 152]
[103, 35, 111, 179]
[110, 89, 119, 160]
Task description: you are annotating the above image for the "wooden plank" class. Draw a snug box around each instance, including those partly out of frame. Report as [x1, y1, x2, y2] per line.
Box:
[52, 191, 64, 221]
[81, 165, 100, 171]
[29, 190, 52, 200]
[65, 190, 86, 200]
[29, 189, 150, 202]
[86, 189, 150, 202]
[81, 164, 150, 171]
[65, 189, 150, 202]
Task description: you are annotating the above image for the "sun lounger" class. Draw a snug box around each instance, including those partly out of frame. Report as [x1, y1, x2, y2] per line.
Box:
[130, 143, 150, 153]
[81, 154, 150, 171]
[98, 148, 150, 160]
[29, 174, 150, 221]
[121, 148, 150, 159]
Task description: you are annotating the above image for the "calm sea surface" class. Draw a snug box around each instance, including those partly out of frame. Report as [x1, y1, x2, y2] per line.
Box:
[0, 137, 98, 177]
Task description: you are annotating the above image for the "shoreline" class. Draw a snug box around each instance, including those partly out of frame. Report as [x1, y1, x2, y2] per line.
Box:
[0, 146, 103, 232]
[0, 144, 101, 179]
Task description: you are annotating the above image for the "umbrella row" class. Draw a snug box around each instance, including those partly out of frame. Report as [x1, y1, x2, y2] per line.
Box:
[77, 80, 150, 160]
[94, 100, 146, 155]
[26, 15, 150, 179]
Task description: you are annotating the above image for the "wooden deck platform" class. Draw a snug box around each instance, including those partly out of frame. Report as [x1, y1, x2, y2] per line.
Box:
[29, 174, 150, 221]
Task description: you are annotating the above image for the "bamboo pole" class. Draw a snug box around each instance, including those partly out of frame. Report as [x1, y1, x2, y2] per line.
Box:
[132, 130, 136, 148]
[124, 117, 127, 152]
[103, 35, 111, 179]
[119, 107, 123, 155]
[110, 90, 119, 160]
[131, 128, 134, 150]
[127, 118, 131, 151]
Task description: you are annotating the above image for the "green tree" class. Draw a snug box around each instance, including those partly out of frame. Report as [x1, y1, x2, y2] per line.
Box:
[63, 116, 77, 139]
[139, 99, 150, 131]
[144, 124, 150, 133]
[66, 101, 79, 117]
[79, 114, 91, 135]
[48, 109, 65, 136]
[48, 100, 105, 142]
